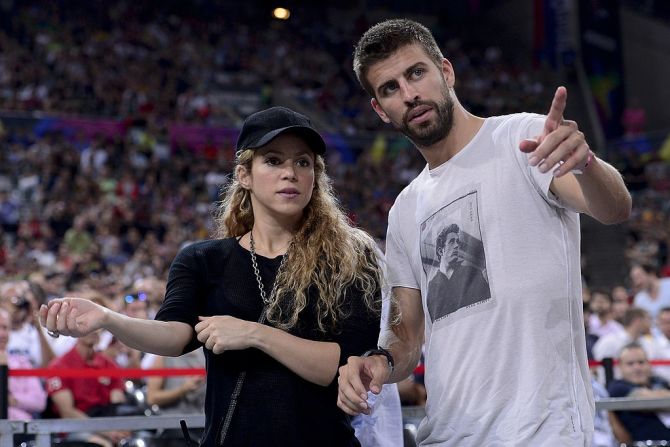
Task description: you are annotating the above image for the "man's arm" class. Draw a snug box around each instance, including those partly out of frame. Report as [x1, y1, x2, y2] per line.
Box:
[551, 158, 632, 225]
[380, 287, 425, 383]
[50, 389, 89, 419]
[519, 86, 632, 224]
[337, 286, 424, 415]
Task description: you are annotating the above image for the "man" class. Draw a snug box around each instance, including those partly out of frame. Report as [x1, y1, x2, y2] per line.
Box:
[631, 264, 670, 319]
[589, 289, 624, 338]
[427, 224, 490, 321]
[607, 343, 670, 442]
[336, 19, 631, 445]
[46, 330, 129, 447]
[593, 308, 654, 361]
[651, 307, 670, 382]
[611, 285, 631, 324]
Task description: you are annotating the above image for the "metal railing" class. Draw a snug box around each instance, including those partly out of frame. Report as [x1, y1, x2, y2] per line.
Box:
[3, 399, 670, 446]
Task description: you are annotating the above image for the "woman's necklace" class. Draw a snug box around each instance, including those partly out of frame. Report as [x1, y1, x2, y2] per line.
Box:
[249, 231, 290, 305]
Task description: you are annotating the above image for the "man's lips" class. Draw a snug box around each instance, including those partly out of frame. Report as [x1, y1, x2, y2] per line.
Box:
[407, 105, 432, 122]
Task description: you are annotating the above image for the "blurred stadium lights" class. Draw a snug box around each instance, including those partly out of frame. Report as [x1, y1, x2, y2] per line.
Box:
[272, 7, 290, 20]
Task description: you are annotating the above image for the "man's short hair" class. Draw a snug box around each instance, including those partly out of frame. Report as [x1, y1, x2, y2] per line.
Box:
[590, 288, 612, 303]
[353, 18, 444, 97]
[619, 341, 647, 359]
[622, 307, 648, 328]
[435, 224, 459, 260]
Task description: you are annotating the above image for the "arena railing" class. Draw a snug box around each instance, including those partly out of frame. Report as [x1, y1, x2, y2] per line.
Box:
[5, 363, 670, 445]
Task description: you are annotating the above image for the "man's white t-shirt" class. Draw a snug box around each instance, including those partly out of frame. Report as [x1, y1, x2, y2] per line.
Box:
[385, 113, 594, 446]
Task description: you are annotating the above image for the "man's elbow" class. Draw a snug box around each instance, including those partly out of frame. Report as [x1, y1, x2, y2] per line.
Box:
[595, 195, 632, 225]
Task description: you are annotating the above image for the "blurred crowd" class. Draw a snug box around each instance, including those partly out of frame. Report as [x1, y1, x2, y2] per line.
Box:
[0, 0, 669, 446]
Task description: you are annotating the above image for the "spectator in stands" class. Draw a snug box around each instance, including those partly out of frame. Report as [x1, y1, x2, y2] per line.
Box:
[607, 343, 670, 442]
[41, 107, 382, 446]
[589, 289, 625, 338]
[594, 308, 654, 361]
[46, 328, 130, 447]
[338, 18, 631, 446]
[146, 350, 206, 445]
[590, 376, 617, 447]
[611, 285, 631, 325]
[631, 264, 670, 319]
[99, 290, 149, 369]
[1, 280, 55, 367]
[651, 307, 670, 382]
[132, 276, 167, 320]
[0, 308, 47, 420]
[583, 302, 599, 361]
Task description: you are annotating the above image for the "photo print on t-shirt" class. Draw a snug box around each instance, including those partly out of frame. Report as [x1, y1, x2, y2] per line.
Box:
[420, 189, 491, 323]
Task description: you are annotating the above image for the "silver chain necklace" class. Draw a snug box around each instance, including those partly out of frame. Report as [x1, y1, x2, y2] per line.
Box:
[249, 231, 290, 305]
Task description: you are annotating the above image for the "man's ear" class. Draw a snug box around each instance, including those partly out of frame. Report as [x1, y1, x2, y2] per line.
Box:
[371, 98, 391, 124]
[441, 58, 455, 89]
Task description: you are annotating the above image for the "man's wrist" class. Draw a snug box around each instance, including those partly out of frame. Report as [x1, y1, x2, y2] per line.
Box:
[362, 347, 394, 374]
[571, 150, 594, 175]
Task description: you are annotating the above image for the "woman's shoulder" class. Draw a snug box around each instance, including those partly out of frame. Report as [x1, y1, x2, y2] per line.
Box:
[177, 237, 239, 256]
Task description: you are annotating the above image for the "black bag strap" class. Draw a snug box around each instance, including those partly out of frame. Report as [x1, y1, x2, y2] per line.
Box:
[218, 309, 267, 446]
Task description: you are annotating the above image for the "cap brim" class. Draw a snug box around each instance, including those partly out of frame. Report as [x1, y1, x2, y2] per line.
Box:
[247, 125, 326, 155]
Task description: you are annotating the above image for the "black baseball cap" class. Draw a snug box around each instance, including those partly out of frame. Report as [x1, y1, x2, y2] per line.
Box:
[236, 106, 326, 155]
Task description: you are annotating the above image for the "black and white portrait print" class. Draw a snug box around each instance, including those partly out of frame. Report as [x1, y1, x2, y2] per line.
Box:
[420, 190, 491, 323]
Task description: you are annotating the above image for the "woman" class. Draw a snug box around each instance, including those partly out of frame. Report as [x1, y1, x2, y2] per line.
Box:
[0, 307, 48, 420]
[40, 106, 382, 446]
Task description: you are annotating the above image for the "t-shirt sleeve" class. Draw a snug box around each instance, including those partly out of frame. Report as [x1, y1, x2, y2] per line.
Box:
[385, 204, 419, 289]
[154, 242, 207, 353]
[509, 113, 574, 211]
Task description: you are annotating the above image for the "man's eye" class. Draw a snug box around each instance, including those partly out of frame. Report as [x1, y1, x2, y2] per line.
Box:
[412, 67, 425, 78]
[382, 84, 398, 95]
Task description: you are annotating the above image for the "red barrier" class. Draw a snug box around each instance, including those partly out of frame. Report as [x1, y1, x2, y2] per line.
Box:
[8, 368, 206, 378]
[9, 360, 670, 378]
[588, 359, 670, 367]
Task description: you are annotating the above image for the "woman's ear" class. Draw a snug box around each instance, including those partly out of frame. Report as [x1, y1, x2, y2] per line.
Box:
[236, 165, 251, 189]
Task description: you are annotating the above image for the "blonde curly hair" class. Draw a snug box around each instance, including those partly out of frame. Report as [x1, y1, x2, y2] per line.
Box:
[213, 149, 381, 332]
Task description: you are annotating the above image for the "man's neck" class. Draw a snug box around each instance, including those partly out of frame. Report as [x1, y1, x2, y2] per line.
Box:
[418, 107, 485, 169]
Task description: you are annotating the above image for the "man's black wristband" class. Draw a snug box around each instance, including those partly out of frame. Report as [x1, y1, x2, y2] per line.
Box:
[362, 347, 394, 373]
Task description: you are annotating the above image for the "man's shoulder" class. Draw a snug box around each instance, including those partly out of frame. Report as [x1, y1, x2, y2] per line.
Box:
[47, 347, 80, 369]
[387, 175, 424, 220]
[607, 378, 635, 397]
[487, 112, 546, 144]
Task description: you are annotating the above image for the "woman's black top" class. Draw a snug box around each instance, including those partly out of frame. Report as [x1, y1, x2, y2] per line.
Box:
[155, 238, 381, 446]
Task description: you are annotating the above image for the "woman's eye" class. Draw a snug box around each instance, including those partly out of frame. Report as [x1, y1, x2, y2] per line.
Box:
[265, 157, 280, 165]
[297, 159, 311, 167]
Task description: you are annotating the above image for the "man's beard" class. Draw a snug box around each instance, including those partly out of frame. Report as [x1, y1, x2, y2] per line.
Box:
[400, 88, 454, 147]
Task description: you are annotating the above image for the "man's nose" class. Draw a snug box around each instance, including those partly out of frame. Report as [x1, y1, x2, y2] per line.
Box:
[400, 79, 419, 104]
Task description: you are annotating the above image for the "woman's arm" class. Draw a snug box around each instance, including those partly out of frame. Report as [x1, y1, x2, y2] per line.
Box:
[40, 298, 193, 356]
[195, 315, 340, 386]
